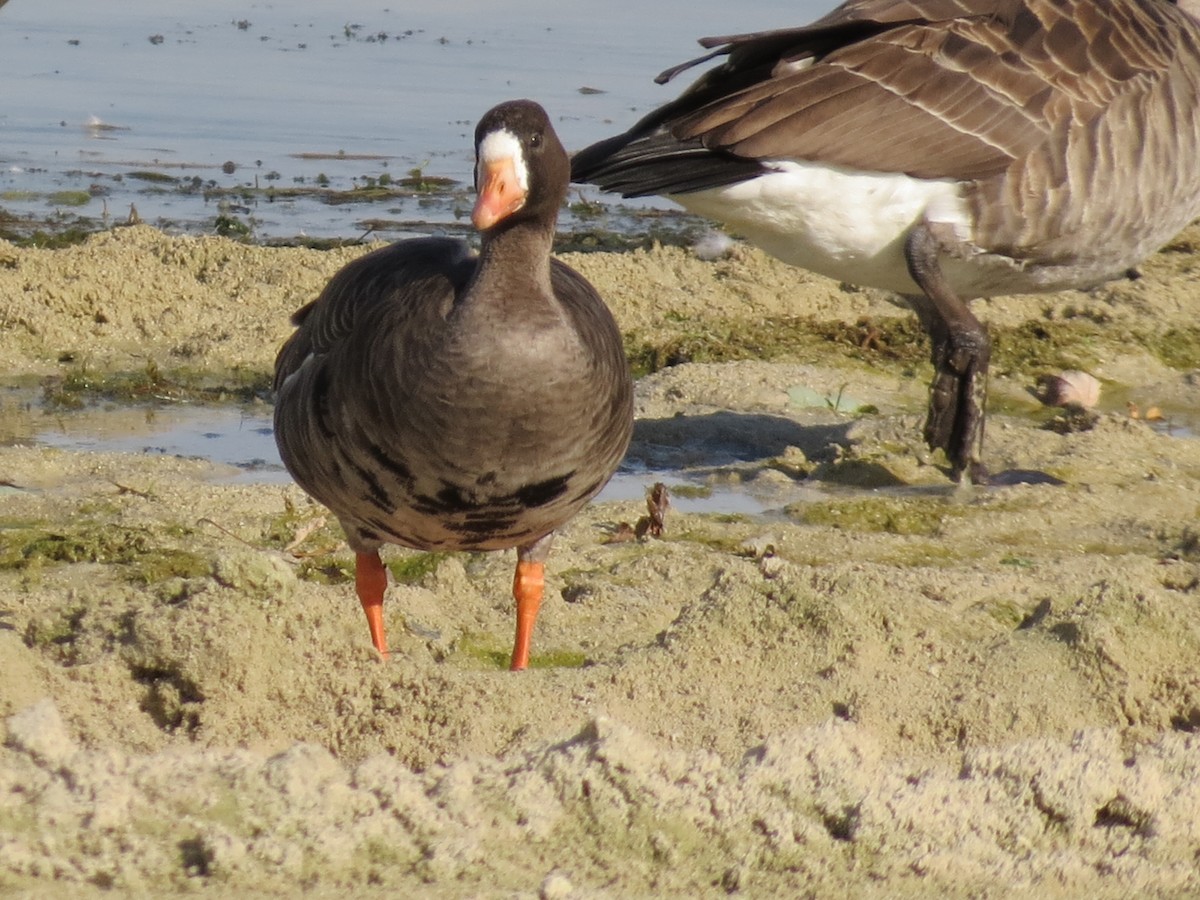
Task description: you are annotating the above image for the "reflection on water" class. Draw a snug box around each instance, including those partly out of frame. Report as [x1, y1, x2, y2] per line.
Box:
[31, 401, 286, 485]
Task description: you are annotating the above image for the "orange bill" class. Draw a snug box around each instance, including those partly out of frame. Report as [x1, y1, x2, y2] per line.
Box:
[472, 156, 527, 230]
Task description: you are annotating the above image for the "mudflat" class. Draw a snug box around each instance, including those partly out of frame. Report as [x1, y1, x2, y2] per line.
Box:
[1, 225, 1199, 897]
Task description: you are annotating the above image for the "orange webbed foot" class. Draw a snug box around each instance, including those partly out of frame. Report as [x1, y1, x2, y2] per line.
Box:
[355, 550, 390, 660]
[509, 559, 545, 671]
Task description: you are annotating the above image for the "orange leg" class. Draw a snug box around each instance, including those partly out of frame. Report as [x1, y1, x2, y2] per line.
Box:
[355, 550, 390, 660]
[509, 559, 546, 671]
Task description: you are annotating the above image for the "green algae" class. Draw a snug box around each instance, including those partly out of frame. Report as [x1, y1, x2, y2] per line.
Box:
[23, 603, 88, 649]
[125, 171, 180, 185]
[0, 520, 210, 585]
[294, 555, 353, 585]
[1149, 326, 1200, 370]
[527, 649, 589, 669]
[622, 314, 928, 378]
[214, 213, 252, 239]
[457, 633, 587, 670]
[260, 499, 356, 584]
[48, 190, 93, 207]
[671, 529, 749, 553]
[668, 483, 713, 500]
[622, 309, 1200, 385]
[387, 551, 451, 585]
[985, 598, 1035, 628]
[810, 459, 908, 489]
[0, 219, 101, 249]
[41, 360, 273, 409]
[793, 496, 968, 537]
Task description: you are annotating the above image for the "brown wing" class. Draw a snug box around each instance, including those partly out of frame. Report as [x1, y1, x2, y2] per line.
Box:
[272, 237, 473, 393]
[572, 0, 1180, 191]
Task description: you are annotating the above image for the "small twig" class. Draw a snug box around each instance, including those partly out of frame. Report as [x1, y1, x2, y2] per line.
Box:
[604, 522, 638, 544]
[283, 515, 328, 554]
[196, 517, 259, 549]
[112, 481, 154, 499]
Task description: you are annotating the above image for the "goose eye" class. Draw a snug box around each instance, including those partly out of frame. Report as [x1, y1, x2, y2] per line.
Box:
[530, 132, 543, 149]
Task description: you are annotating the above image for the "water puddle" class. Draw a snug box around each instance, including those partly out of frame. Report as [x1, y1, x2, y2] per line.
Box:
[30, 400, 286, 484]
[6, 386, 1195, 520]
[5, 392, 824, 516]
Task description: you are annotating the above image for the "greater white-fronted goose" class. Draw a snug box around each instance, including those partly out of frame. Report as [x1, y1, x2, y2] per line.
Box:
[274, 100, 634, 670]
[572, 0, 1200, 482]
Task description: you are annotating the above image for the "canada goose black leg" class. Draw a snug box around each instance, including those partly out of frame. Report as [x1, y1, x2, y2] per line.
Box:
[904, 222, 990, 485]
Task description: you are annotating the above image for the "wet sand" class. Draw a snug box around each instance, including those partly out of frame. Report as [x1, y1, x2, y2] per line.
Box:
[1, 225, 1199, 897]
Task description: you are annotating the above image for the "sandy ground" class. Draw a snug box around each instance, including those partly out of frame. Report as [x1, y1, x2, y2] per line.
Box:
[1, 225, 1199, 898]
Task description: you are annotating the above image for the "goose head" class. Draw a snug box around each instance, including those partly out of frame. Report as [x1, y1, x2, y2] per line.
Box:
[471, 100, 568, 232]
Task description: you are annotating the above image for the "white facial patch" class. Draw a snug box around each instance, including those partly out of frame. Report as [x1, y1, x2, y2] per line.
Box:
[476, 128, 529, 191]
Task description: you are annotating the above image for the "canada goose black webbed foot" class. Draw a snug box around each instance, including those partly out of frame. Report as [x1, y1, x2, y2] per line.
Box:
[923, 326, 991, 485]
[904, 223, 990, 484]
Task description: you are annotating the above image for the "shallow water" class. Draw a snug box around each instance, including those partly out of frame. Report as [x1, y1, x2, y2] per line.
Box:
[1, 0, 819, 240]
[14, 395, 823, 515]
[12, 388, 1194, 520]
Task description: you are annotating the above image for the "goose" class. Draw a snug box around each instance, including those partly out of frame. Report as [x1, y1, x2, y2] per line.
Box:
[571, 0, 1200, 482]
[274, 100, 634, 670]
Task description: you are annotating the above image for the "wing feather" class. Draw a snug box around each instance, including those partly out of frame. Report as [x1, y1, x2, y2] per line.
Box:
[572, 0, 1183, 194]
[273, 237, 473, 392]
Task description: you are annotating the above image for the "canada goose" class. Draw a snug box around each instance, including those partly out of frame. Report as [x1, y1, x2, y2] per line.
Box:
[572, 0, 1200, 481]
